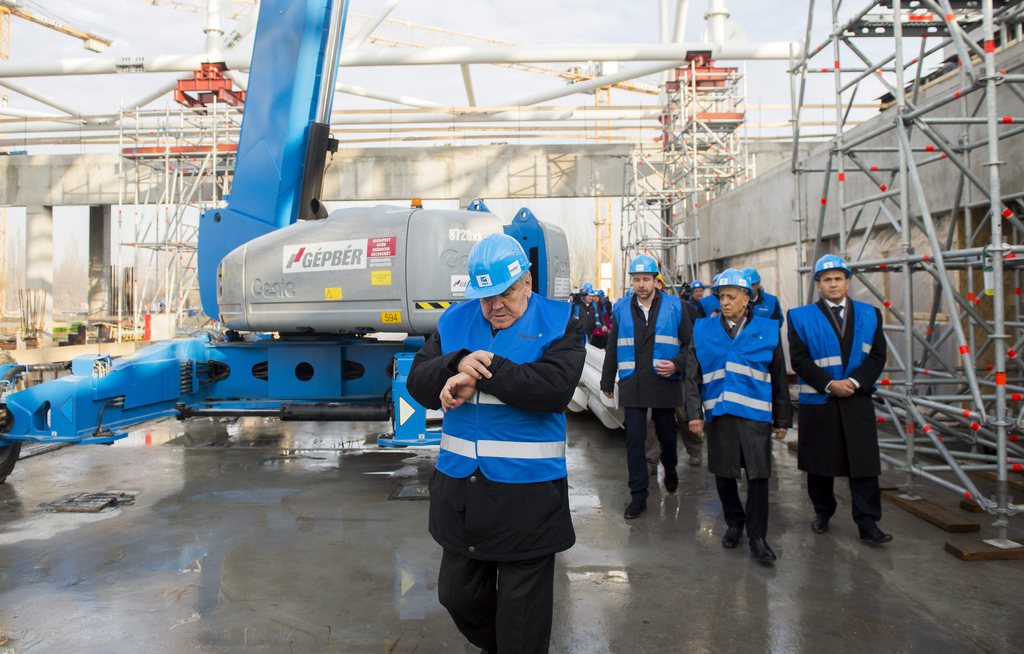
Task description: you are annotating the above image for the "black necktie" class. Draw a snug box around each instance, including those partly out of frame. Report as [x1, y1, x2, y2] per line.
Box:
[831, 304, 844, 329]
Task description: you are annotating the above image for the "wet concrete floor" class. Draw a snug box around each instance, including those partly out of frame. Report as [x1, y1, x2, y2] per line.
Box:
[0, 414, 1021, 653]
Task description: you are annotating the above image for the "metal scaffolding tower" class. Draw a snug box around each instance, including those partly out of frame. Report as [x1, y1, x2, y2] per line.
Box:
[792, 0, 1024, 552]
[116, 100, 241, 340]
[621, 51, 749, 291]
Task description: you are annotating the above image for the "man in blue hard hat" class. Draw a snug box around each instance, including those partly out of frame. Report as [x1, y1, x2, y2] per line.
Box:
[689, 280, 708, 318]
[744, 267, 784, 324]
[787, 254, 891, 545]
[407, 233, 586, 653]
[600, 254, 701, 520]
[690, 269, 792, 565]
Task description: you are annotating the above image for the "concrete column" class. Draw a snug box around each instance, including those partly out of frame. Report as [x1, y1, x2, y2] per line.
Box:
[25, 205, 53, 338]
[88, 205, 112, 319]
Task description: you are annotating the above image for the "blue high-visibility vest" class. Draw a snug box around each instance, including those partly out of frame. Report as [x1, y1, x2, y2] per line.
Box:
[701, 293, 721, 316]
[437, 294, 571, 482]
[612, 291, 683, 381]
[751, 291, 781, 322]
[694, 316, 777, 424]
[788, 300, 877, 406]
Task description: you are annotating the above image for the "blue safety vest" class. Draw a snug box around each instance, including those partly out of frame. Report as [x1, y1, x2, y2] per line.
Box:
[750, 291, 781, 322]
[788, 300, 877, 406]
[436, 294, 571, 483]
[694, 316, 777, 424]
[613, 291, 683, 381]
[701, 294, 721, 316]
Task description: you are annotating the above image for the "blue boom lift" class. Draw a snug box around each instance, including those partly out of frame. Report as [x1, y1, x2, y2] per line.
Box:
[0, 0, 571, 482]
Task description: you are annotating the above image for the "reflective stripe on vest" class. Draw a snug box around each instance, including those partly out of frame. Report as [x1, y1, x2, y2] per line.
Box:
[436, 294, 571, 483]
[441, 434, 567, 460]
[613, 291, 683, 381]
[693, 316, 778, 424]
[787, 300, 878, 406]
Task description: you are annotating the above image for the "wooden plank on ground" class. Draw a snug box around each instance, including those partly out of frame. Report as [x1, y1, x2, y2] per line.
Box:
[882, 490, 980, 532]
[945, 540, 1024, 561]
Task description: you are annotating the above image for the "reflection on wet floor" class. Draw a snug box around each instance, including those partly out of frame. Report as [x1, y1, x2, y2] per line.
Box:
[1, 413, 1022, 652]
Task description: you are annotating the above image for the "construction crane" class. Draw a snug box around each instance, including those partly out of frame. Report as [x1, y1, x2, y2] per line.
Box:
[0, 0, 112, 58]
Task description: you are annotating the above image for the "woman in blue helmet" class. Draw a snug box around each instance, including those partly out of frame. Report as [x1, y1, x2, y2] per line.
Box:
[407, 233, 586, 653]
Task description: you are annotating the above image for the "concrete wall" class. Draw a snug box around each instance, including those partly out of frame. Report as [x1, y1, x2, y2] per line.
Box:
[0, 143, 634, 207]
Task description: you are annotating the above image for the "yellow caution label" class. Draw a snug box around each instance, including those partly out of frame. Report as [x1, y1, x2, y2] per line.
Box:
[415, 301, 453, 310]
[324, 287, 342, 301]
[371, 270, 392, 286]
[381, 311, 403, 324]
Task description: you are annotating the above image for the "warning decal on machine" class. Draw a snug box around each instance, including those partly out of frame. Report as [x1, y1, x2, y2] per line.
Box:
[283, 239, 367, 274]
[371, 270, 392, 286]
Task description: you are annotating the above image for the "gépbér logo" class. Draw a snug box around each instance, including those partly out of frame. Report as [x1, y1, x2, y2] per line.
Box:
[283, 239, 368, 274]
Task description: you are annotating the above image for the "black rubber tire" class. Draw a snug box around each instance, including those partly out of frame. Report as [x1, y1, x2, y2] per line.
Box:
[0, 440, 21, 484]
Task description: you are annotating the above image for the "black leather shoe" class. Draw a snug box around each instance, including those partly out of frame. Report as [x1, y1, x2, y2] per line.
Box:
[859, 525, 893, 545]
[811, 514, 830, 534]
[664, 468, 678, 493]
[722, 526, 743, 549]
[624, 499, 647, 519]
[749, 538, 777, 565]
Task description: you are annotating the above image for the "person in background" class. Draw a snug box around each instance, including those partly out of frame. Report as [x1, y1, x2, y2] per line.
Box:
[700, 273, 722, 317]
[407, 233, 586, 653]
[590, 289, 611, 349]
[601, 255, 700, 520]
[787, 254, 891, 545]
[571, 283, 599, 347]
[689, 280, 707, 318]
[744, 267, 784, 324]
[690, 269, 791, 565]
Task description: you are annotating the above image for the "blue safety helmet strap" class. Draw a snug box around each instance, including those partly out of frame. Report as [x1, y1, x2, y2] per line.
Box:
[814, 254, 851, 280]
[743, 267, 761, 285]
[628, 254, 659, 275]
[465, 233, 532, 299]
[712, 268, 752, 295]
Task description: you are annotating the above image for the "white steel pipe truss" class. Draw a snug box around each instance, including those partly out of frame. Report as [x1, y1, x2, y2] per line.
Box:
[791, 0, 1024, 546]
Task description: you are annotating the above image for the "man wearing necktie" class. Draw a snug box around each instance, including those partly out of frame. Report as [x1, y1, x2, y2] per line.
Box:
[690, 269, 791, 565]
[787, 254, 892, 545]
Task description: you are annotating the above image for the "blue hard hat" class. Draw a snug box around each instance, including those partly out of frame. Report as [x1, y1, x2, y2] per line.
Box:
[596, 289, 605, 297]
[582, 282, 595, 294]
[713, 268, 752, 296]
[628, 254, 659, 275]
[465, 233, 531, 299]
[813, 254, 851, 280]
[743, 267, 761, 285]
[691, 280, 705, 289]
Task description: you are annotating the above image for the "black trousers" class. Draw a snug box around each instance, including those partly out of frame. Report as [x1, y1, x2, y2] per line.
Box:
[625, 406, 677, 500]
[715, 475, 769, 539]
[807, 473, 882, 530]
[438, 549, 555, 654]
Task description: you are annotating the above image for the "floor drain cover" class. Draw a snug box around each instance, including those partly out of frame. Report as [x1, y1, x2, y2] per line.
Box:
[45, 490, 139, 513]
[388, 484, 430, 501]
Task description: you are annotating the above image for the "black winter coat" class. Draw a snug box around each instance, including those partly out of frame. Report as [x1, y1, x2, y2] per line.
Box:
[600, 290, 702, 415]
[406, 313, 585, 561]
[788, 299, 887, 477]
